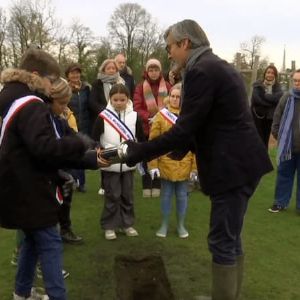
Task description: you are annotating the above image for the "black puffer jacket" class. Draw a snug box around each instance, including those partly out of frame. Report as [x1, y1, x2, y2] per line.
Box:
[251, 80, 283, 120]
[0, 69, 97, 229]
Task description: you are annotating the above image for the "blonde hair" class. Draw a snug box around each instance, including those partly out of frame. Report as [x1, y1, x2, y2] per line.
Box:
[50, 77, 72, 101]
[98, 59, 118, 74]
[164, 83, 182, 105]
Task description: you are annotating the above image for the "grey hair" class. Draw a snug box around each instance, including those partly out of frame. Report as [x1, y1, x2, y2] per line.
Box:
[164, 19, 210, 49]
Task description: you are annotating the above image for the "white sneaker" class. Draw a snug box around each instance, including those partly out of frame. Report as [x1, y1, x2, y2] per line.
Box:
[13, 293, 26, 300]
[13, 287, 49, 300]
[98, 188, 105, 195]
[32, 288, 49, 300]
[142, 189, 151, 198]
[123, 227, 138, 237]
[105, 230, 116, 240]
[151, 188, 160, 197]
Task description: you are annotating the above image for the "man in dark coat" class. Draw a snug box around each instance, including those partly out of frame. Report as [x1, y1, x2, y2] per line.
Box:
[123, 19, 273, 300]
[0, 48, 109, 300]
[115, 53, 135, 99]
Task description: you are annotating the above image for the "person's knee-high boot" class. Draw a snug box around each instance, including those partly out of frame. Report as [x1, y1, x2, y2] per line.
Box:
[177, 213, 189, 238]
[156, 215, 169, 237]
[236, 255, 244, 300]
[212, 262, 237, 300]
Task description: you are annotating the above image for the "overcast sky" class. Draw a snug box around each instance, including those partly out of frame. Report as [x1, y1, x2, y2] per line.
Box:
[1, 0, 298, 69]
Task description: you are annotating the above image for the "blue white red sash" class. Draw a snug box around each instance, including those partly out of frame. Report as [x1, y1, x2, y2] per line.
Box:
[159, 107, 178, 125]
[98, 108, 135, 141]
[0, 95, 43, 146]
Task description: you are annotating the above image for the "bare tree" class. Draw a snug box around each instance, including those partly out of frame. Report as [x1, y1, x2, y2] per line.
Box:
[0, 7, 8, 69]
[55, 28, 71, 66]
[69, 19, 94, 64]
[240, 35, 266, 69]
[107, 2, 162, 65]
[5, 0, 57, 66]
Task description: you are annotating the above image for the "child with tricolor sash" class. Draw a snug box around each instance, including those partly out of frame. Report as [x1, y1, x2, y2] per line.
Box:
[148, 83, 197, 238]
[92, 83, 145, 240]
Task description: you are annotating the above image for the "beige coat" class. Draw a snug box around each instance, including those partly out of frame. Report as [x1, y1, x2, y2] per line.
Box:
[148, 105, 196, 181]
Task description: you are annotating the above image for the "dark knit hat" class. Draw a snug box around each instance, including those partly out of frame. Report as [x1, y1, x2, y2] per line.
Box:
[19, 48, 60, 78]
[65, 63, 82, 77]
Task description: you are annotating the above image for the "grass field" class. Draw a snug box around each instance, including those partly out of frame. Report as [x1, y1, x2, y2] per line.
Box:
[1, 150, 300, 300]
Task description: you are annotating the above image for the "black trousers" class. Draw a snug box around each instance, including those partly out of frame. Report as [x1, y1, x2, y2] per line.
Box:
[58, 192, 72, 232]
[252, 112, 273, 148]
[208, 179, 259, 265]
[141, 161, 161, 189]
[101, 171, 135, 230]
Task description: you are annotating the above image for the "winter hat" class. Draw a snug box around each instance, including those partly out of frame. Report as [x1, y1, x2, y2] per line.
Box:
[65, 63, 82, 77]
[19, 48, 60, 78]
[50, 77, 72, 100]
[145, 58, 162, 71]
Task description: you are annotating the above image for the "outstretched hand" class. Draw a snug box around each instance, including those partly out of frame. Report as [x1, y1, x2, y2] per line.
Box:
[123, 140, 144, 167]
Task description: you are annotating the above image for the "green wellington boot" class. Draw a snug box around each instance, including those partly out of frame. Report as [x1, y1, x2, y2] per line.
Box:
[236, 255, 244, 300]
[212, 262, 237, 300]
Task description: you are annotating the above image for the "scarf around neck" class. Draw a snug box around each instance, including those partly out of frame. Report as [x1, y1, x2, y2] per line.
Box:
[277, 88, 300, 164]
[263, 79, 275, 94]
[180, 46, 211, 104]
[143, 77, 168, 116]
[97, 72, 123, 102]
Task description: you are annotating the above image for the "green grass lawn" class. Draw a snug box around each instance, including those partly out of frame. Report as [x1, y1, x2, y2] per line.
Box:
[1, 152, 300, 299]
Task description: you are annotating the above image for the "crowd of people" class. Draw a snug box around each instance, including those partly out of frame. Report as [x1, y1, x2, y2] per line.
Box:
[0, 18, 299, 300]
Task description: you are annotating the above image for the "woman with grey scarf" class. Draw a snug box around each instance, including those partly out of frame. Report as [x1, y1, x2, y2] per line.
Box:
[89, 59, 125, 127]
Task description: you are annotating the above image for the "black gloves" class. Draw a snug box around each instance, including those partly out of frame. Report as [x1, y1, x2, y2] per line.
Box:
[123, 140, 145, 167]
[58, 170, 75, 198]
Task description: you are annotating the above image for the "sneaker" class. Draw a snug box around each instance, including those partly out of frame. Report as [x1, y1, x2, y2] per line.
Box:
[61, 229, 83, 244]
[123, 227, 138, 237]
[11, 249, 19, 266]
[105, 230, 117, 240]
[98, 188, 105, 195]
[13, 287, 49, 300]
[268, 204, 285, 213]
[142, 189, 151, 198]
[30, 287, 49, 300]
[62, 269, 70, 279]
[151, 188, 160, 197]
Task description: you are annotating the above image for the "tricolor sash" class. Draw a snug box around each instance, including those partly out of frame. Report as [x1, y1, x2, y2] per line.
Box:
[98, 108, 135, 141]
[0, 95, 43, 146]
[159, 107, 178, 125]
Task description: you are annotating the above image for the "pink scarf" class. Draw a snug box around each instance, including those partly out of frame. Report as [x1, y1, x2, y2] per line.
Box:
[143, 77, 168, 116]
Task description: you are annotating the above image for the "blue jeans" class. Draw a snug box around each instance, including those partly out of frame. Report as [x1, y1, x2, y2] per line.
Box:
[15, 226, 66, 300]
[160, 179, 188, 215]
[275, 153, 300, 209]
